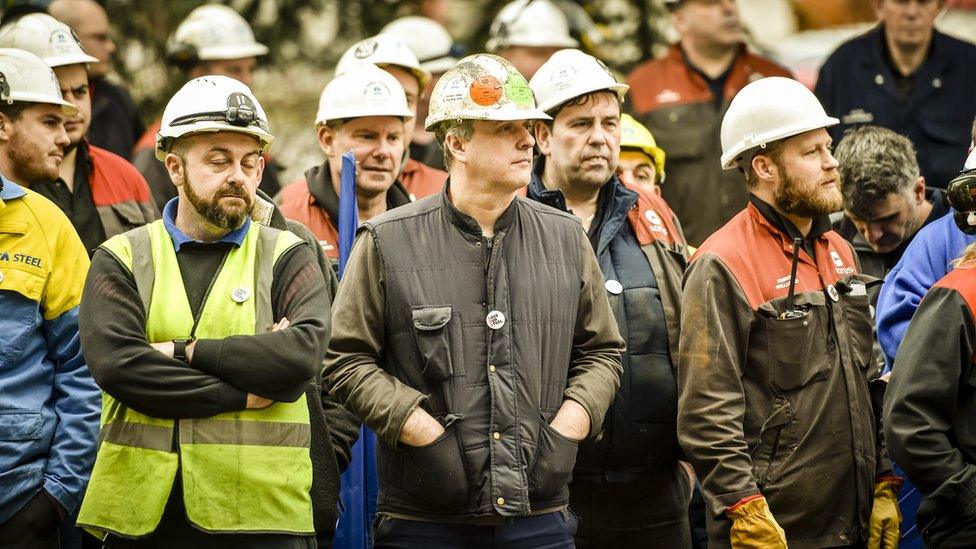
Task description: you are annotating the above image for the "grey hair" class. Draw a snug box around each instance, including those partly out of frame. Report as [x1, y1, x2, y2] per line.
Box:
[433, 118, 475, 168]
[834, 125, 920, 219]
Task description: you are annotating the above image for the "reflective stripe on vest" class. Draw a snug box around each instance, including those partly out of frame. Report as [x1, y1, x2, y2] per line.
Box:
[78, 219, 313, 538]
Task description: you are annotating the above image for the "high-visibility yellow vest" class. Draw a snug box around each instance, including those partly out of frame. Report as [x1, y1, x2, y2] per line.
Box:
[77, 219, 314, 538]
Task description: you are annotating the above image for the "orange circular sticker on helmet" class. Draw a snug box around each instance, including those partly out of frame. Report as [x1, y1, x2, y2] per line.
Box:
[469, 76, 503, 106]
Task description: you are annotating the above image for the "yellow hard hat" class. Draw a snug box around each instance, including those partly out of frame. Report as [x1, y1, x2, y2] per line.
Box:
[621, 113, 666, 183]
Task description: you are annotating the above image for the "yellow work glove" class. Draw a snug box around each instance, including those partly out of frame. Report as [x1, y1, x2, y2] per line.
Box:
[727, 496, 788, 549]
[868, 477, 902, 549]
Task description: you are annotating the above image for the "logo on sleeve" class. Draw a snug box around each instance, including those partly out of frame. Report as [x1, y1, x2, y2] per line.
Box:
[644, 210, 668, 236]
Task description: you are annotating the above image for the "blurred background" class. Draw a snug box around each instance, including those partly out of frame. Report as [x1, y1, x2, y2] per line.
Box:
[43, 0, 976, 183]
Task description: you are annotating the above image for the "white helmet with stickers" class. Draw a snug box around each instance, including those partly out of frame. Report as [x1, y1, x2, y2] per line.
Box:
[0, 48, 77, 114]
[0, 13, 98, 67]
[155, 75, 273, 160]
[529, 48, 628, 113]
[424, 53, 550, 130]
[336, 34, 431, 90]
[316, 64, 413, 125]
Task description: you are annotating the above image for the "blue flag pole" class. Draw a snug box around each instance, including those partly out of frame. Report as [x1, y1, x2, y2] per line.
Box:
[334, 151, 379, 548]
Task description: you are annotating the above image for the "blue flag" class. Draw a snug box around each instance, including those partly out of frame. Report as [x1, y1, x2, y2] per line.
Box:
[334, 151, 379, 548]
[337, 151, 358, 278]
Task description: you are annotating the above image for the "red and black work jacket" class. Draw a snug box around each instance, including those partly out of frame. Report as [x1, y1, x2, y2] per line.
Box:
[678, 196, 889, 548]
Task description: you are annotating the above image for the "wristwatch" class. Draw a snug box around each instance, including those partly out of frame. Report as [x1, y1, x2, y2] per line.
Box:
[173, 338, 194, 364]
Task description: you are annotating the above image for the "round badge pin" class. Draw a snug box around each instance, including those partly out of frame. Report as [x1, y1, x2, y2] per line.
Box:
[231, 287, 251, 304]
[826, 284, 839, 302]
[605, 280, 623, 295]
[486, 310, 506, 330]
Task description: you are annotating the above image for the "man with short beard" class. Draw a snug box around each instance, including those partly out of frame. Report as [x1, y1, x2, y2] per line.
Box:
[677, 77, 899, 548]
[277, 64, 414, 264]
[526, 49, 693, 548]
[0, 48, 100, 549]
[75, 75, 331, 547]
[0, 13, 156, 255]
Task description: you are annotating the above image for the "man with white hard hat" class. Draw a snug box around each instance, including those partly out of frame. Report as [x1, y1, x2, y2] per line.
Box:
[0, 47, 100, 549]
[381, 15, 459, 171]
[49, 0, 146, 159]
[278, 64, 414, 265]
[132, 4, 283, 211]
[0, 13, 156, 255]
[527, 48, 693, 547]
[333, 34, 446, 200]
[75, 75, 331, 547]
[487, 0, 577, 80]
[677, 76, 899, 548]
[324, 53, 623, 547]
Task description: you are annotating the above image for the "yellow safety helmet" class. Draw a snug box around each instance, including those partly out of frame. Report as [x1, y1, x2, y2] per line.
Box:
[621, 113, 666, 183]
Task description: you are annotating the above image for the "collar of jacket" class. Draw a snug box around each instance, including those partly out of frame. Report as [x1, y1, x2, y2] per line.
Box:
[304, 160, 412, 223]
[0, 172, 25, 207]
[669, 42, 750, 101]
[527, 157, 637, 255]
[439, 178, 520, 237]
[861, 24, 955, 94]
[749, 194, 833, 253]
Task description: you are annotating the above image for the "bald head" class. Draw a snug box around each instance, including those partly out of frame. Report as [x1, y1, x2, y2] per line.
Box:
[50, 0, 115, 77]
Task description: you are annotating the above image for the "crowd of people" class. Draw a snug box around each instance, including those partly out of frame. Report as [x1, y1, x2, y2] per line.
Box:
[1, 0, 976, 548]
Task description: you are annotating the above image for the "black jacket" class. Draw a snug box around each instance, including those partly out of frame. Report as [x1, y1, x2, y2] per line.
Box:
[527, 167, 688, 481]
[884, 264, 976, 546]
[816, 25, 976, 190]
[324, 187, 625, 521]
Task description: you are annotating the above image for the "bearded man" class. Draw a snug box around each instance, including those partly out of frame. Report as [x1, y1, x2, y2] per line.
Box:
[676, 77, 899, 549]
[75, 75, 331, 548]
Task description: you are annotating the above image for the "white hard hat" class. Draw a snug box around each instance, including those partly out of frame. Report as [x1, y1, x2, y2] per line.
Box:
[720, 77, 839, 170]
[487, 0, 578, 51]
[316, 64, 413, 125]
[0, 13, 98, 68]
[167, 4, 268, 65]
[0, 48, 78, 115]
[156, 75, 273, 161]
[380, 16, 458, 75]
[425, 53, 550, 130]
[529, 49, 627, 113]
[336, 34, 431, 90]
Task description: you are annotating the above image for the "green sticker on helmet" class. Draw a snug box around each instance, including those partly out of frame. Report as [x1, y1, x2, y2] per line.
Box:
[504, 71, 533, 108]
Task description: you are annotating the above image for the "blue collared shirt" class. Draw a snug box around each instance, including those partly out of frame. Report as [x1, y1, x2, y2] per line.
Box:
[0, 173, 26, 202]
[161, 197, 251, 251]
